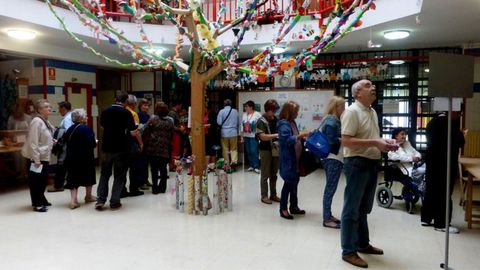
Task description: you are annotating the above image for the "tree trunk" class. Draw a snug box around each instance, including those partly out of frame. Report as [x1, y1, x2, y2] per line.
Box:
[190, 73, 206, 176]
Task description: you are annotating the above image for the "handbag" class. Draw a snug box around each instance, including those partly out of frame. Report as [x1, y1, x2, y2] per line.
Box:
[298, 145, 318, 177]
[271, 141, 280, 157]
[305, 130, 330, 159]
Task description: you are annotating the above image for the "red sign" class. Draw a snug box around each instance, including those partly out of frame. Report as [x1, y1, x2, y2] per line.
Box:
[48, 67, 56, 80]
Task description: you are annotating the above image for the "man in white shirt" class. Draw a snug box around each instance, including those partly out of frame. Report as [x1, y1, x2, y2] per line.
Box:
[49, 101, 72, 192]
[340, 80, 398, 268]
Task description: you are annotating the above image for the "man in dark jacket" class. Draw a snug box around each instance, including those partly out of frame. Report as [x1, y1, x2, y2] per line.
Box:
[421, 111, 465, 233]
[95, 91, 136, 211]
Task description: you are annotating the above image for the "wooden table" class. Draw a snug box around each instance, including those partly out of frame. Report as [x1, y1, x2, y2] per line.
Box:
[459, 157, 480, 229]
[0, 146, 22, 153]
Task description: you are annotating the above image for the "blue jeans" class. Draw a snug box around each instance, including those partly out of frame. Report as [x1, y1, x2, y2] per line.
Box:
[97, 152, 128, 205]
[341, 157, 379, 255]
[321, 158, 343, 221]
[280, 179, 299, 211]
[244, 137, 259, 169]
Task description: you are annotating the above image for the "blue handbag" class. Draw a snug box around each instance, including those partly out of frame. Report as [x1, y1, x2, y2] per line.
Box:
[305, 130, 330, 159]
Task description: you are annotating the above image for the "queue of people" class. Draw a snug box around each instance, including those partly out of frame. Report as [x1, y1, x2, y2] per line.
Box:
[18, 80, 468, 269]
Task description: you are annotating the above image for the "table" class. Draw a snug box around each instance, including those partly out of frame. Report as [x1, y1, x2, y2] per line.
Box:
[459, 157, 480, 229]
[0, 146, 22, 153]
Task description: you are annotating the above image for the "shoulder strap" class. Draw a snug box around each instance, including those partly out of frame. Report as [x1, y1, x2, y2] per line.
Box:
[35, 116, 54, 134]
[259, 116, 271, 134]
[318, 115, 330, 133]
[259, 116, 275, 147]
[68, 124, 81, 143]
[220, 107, 233, 128]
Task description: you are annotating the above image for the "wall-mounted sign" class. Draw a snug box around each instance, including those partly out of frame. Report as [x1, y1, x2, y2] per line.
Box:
[48, 67, 56, 80]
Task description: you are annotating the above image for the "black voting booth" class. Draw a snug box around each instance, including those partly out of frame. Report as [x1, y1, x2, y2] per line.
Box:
[428, 52, 474, 270]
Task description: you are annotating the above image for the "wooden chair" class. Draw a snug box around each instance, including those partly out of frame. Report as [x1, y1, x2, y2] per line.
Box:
[458, 160, 480, 207]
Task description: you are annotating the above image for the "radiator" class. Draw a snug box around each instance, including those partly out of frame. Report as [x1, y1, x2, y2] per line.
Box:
[464, 130, 480, 158]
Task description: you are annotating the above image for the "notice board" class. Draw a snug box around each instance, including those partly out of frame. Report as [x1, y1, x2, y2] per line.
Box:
[237, 89, 335, 131]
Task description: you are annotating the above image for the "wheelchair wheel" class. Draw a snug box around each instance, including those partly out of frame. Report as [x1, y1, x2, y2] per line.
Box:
[376, 186, 393, 208]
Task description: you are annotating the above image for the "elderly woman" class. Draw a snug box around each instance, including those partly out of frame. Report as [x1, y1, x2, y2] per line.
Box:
[319, 96, 345, 229]
[142, 102, 174, 194]
[387, 128, 424, 177]
[21, 99, 54, 212]
[256, 99, 280, 204]
[277, 100, 311, 220]
[64, 109, 97, 209]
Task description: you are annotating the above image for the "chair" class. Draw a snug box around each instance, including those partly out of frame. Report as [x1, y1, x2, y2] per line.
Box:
[458, 161, 478, 206]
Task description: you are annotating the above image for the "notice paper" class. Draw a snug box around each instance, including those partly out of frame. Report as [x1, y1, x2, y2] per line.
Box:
[30, 163, 43, 173]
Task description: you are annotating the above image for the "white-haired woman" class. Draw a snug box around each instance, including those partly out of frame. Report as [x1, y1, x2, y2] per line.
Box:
[64, 109, 97, 209]
[21, 99, 54, 212]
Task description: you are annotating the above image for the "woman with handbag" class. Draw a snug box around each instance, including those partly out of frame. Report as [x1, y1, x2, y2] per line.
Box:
[277, 100, 311, 219]
[142, 102, 174, 194]
[319, 96, 345, 228]
[64, 109, 97, 209]
[21, 99, 54, 212]
[256, 99, 280, 204]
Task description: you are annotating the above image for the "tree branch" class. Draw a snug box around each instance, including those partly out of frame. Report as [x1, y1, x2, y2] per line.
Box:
[202, 61, 227, 82]
[213, 0, 269, 38]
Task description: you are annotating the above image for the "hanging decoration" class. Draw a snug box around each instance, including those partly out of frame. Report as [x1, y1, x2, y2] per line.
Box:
[45, 0, 375, 81]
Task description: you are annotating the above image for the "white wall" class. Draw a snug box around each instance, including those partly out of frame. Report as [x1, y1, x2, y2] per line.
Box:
[465, 57, 480, 130]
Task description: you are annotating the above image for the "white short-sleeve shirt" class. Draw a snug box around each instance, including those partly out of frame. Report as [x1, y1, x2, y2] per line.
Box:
[341, 101, 381, 160]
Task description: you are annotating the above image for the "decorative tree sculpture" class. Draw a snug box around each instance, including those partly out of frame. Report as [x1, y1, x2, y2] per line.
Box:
[46, 0, 375, 213]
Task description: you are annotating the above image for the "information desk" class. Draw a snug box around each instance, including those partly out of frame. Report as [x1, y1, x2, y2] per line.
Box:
[459, 157, 480, 229]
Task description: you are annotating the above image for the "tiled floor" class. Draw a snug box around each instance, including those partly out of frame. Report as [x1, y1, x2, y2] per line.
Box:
[1, 167, 479, 270]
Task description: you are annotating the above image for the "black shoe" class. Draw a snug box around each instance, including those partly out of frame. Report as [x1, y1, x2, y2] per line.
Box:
[33, 206, 48, 212]
[44, 202, 52, 207]
[110, 203, 122, 211]
[289, 207, 306, 215]
[152, 188, 159, 195]
[280, 209, 294, 220]
[129, 190, 144, 197]
[95, 202, 105, 210]
[120, 191, 130, 198]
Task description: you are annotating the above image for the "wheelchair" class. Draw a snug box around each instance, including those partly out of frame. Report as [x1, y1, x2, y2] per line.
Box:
[376, 160, 426, 214]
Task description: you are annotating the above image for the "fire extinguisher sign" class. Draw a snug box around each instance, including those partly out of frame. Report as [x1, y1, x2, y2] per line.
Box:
[48, 67, 56, 80]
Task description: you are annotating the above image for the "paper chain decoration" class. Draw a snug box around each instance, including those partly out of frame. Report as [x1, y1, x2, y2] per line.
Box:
[46, 0, 375, 84]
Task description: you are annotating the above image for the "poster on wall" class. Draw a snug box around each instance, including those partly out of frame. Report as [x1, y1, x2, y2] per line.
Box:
[238, 90, 334, 131]
[18, 85, 28, 98]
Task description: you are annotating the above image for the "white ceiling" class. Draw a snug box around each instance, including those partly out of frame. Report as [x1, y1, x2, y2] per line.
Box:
[0, 0, 479, 67]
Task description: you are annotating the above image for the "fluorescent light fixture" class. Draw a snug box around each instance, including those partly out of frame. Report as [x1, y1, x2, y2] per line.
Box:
[424, 68, 430, 73]
[144, 47, 164, 56]
[389, 60, 405, 65]
[7, 29, 36, 40]
[394, 74, 406, 79]
[370, 43, 382, 48]
[383, 30, 410, 40]
[271, 47, 286, 54]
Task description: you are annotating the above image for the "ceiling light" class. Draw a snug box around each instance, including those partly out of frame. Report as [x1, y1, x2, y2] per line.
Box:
[7, 29, 36, 40]
[389, 60, 405, 65]
[394, 74, 406, 79]
[369, 43, 382, 48]
[383, 30, 410, 40]
[424, 68, 430, 73]
[144, 47, 164, 56]
[271, 47, 286, 54]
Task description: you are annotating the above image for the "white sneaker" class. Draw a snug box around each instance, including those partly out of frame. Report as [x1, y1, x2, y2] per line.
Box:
[247, 167, 254, 172]
[254, 168, 261, 174]
[435, 226, 460, 234]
